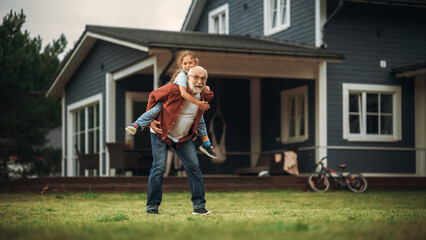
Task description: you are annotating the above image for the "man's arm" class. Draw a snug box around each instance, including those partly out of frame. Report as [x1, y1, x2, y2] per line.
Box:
[202, 89, 214, 103]
[179, 85, 210, 111]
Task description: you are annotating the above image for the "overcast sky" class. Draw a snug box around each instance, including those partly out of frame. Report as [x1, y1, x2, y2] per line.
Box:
[0, 0, 192, 57]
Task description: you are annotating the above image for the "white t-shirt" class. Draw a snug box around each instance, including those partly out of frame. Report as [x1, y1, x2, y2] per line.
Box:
[168, 93, 201, 142]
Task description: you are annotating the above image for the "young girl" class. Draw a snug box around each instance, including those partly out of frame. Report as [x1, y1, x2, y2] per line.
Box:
[125, 51, 217, 159]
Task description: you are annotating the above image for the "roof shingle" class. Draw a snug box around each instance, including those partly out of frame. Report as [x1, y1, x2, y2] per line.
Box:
[85, 25, 343, 60]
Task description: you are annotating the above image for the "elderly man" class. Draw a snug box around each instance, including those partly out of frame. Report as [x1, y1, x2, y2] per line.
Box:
[146, 66, 213, 215]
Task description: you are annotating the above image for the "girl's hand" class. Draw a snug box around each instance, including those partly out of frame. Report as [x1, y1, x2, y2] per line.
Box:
[203, 86, 211, 94]
[197, 101, 210, 111]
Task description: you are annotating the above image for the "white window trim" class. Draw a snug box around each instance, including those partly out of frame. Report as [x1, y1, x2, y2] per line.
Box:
[264, 0, 291, 36]
[281, 86, 309, 144]
[342, 83, 402, 142]
[67, 94, 103, 176]
[208, 4, 229, 34]
[125, 91, 150, 148]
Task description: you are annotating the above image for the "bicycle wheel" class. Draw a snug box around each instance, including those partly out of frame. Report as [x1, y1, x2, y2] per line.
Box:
[308, 172, 330, 192]
[346, 172, 367, 193]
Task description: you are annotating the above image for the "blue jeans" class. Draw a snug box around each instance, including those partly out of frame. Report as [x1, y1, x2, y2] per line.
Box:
[134, 102, 208, 136]
[146, 132, 207, 211]
[134, 102, 162, 131]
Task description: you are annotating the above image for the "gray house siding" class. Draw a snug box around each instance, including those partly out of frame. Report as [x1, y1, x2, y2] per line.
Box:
[266, 0, 315, 45]
[195, 0, 315, 45]
[261, 78, 316, 173]
[65, 40, 147, 175]
[324, 2, 426, 173]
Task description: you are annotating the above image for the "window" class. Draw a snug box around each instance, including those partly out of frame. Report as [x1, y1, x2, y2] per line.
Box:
[209, 4, 229, 34]
[67, 94, 102, 176]
[264, 0, 291, 36]
[72, 103, 100, 155]
[343, 84, 402, 142]
[72, 103, 100, 176]
[281, 86, 308, 143]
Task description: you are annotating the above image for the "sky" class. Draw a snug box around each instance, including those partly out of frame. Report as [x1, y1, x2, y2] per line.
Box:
[0, 0, 193, 58]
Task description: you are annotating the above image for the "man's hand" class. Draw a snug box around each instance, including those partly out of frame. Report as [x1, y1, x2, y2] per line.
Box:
[197, 101, 210, 111]
[150, 120, 163, 134]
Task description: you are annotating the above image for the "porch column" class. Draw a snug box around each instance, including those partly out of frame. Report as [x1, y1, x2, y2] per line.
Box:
[105, 73, 115, 176]
[250, 78, 261, 166]
[315, 62, 328, 164]
[61, 91, 66, 177]
[415, 75, 426, 176]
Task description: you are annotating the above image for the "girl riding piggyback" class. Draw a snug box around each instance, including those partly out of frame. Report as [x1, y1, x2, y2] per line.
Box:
[125, 50, 217, 159]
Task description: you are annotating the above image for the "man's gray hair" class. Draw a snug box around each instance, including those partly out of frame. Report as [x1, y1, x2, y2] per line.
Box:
[189, 66, 208, 79]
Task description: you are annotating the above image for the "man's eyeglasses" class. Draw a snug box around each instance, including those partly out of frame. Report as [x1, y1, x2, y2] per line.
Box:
[189, 75, 207, 81]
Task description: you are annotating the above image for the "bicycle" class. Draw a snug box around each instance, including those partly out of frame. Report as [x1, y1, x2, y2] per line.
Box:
[307, 156, 367, 193]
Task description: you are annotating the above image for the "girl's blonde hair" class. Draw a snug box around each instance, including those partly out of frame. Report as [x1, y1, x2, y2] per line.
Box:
[170, 50, 199, 83]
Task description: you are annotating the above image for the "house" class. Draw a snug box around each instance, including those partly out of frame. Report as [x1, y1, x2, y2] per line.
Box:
[46, 0, 426, 177]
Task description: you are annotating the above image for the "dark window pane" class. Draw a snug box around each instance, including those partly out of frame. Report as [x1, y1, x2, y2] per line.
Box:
[299, 116, 305, 135]
[299, 95, 304, 116]
[298, 94, 305, 136]
[88, 106, 94, 129]
[349, 115, 360, 134]
[367, 94, 378, 113]
[79, 109, 85, 131]
[381, 94, 393, 114]
[95, 104, 99, 127]
[381, 116, 393, 134]
[74, 113, 78, 132]
[367, 116, 378, 134]
[349, 94, 359, 112]
[79, 133, 85, 153]
[95, 129, 100, 153]
[88, 131, 94, 154]
[289, 97, 295, 117]
[73, 135, 78, 152]
[289, 119, 295, 137]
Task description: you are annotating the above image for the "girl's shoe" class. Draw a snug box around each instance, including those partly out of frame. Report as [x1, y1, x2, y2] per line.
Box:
[125, 124, 139, 135]
[199, 145, 218, 159]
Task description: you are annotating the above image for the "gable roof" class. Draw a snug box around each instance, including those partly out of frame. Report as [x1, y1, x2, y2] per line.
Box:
[181, 0, 206, 32]
[46, 25, 343, 98]
[85, 25, 343, 58]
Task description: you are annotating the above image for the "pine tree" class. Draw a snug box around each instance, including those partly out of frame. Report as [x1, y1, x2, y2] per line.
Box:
[0, 10, 67, 178]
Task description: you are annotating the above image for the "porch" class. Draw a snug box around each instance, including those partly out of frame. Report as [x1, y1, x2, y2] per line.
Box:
[1, 176, 425, 193]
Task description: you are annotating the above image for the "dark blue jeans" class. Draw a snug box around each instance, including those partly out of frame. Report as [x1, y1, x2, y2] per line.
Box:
[147, 132, 206, 211]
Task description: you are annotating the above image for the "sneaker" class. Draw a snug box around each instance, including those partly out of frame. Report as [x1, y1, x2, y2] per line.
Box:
[125, 124, 138, 135]
[147, 209, 159, 214]
[199, 145, 218, 159]
[192, 208, 211, 215]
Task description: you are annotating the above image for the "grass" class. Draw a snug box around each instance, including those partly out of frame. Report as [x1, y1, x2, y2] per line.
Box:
[0, 190, 425, 240]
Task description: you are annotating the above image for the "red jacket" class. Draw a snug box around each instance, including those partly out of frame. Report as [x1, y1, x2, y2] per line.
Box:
[147, 83, 214, 148]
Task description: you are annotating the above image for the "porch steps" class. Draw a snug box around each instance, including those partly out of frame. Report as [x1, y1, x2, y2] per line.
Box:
[1, 176, 425, 193]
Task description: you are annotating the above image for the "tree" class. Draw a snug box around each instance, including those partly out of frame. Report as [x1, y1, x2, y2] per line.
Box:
[0, 10, 67, 178]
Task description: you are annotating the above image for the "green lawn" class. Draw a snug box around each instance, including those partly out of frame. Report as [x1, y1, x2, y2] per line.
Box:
[1, 190, 425, 240]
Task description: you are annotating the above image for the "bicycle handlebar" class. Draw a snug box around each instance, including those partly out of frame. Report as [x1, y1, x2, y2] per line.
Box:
[316, 156, 328, 166]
